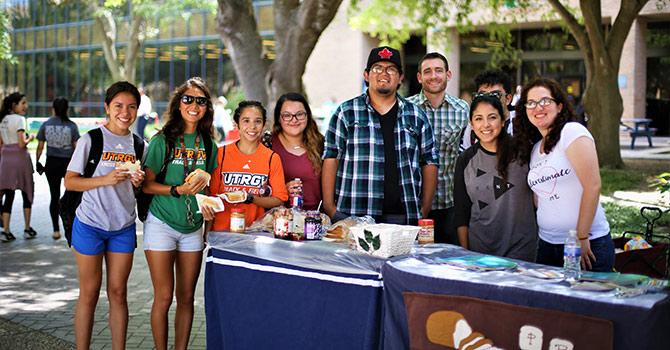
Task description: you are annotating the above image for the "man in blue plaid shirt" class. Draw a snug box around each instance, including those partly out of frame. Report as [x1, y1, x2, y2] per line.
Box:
[322, 46, 438, 225]
[407, 52, 469, 244]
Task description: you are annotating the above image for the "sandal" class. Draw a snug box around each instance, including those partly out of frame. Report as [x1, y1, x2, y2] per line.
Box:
[1, 231, 15, 242]
[52, 231, 61, 240]
[24, 227, 37, 239]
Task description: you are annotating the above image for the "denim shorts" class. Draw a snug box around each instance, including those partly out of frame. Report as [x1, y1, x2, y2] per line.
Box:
[143, 212, 204, 252]
[537, 233, 615, 272]
[72, 216, 136, 255]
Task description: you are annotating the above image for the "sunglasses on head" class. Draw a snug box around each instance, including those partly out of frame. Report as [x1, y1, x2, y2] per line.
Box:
[181, 94, 208, 106]
[473, 91, 504, 100]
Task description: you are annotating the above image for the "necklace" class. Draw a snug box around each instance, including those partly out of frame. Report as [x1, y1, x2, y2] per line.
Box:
[280, 134, 303, 150]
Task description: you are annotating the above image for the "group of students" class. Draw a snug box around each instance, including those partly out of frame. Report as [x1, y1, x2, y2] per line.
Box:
[0, 59, 615, 348]
[40, 78, 321, 350]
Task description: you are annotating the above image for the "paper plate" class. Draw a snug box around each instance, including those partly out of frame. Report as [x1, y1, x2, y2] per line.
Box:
[196, 194, 225, 213]
[439, 255, 518, 270]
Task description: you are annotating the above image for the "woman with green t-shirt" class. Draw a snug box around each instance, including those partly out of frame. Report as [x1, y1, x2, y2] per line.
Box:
[141, 77, 217, 350]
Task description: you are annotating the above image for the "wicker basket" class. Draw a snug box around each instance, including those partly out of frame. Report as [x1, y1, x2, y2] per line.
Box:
[350, 224, 420, 258]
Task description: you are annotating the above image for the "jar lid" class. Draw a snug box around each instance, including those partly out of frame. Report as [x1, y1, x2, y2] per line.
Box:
[418, 219, 434, 225]
[232, 208, 246, 213]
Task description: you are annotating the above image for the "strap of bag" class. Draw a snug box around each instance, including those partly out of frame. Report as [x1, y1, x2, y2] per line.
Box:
[132, 133, 145, 162]
[84, 128, 104, 178]
[155, 141, 174, 184]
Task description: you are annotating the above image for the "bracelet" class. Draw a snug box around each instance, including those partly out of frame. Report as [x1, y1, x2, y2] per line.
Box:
[578, 236, 589, 241]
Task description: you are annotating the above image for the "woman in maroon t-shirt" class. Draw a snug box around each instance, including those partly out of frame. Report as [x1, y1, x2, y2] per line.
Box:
[271, 93, 324, 211]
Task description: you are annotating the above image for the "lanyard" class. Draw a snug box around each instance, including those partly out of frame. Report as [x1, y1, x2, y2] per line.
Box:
[180, 134, 201, 180]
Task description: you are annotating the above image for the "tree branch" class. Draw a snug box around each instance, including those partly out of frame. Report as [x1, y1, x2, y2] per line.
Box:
[606, 0, 648, 70]
[547, 0, 589, 53]
[94, 10, 123, 81]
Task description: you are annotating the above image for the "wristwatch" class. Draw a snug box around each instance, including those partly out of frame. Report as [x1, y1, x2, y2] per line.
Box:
[170, 185, 181, 198]
[243, 193, 254, 204]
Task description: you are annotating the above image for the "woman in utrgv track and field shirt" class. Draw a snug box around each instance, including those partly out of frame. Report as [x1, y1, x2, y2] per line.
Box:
[202, 100, 288, 231]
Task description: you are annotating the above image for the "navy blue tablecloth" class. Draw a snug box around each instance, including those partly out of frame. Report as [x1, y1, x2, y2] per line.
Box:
[205, 232, 386, 350]
[382, 246, 670, 350]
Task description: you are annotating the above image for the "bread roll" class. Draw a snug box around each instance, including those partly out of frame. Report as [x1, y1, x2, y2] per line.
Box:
[116, 160, 141, 173]
[185, 168, 211, 184]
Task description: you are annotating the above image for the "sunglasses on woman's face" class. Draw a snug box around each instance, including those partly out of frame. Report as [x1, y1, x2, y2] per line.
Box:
[181, 94, 208, 106]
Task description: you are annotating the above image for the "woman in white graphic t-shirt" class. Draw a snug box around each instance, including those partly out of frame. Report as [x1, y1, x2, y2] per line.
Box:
[514, 78, 614, 272]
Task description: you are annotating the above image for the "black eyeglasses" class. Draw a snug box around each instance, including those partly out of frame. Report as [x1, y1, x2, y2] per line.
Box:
[181, 94, 208, 106]
[525, 97, 555, 109]
[473, 90, 504, 100]
[280, 111, 307, 121]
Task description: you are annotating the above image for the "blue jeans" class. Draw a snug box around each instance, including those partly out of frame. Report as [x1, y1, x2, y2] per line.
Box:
[537, 233, 615, 272]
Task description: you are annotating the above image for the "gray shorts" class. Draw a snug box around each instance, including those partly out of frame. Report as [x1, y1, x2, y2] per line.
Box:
[143, 212, 204, 252]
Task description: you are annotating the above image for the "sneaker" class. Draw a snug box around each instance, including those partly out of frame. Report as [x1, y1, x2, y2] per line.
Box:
[1, 231, 15, 242]
[52, 231, 61, 240]
[24, 227, 37, 239]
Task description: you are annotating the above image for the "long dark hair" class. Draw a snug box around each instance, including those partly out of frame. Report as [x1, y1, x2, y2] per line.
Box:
[514, 77, 577, 163]
[160, 77, 215, 146]
[0, 92, 26, 123]
[470, 95, 518, 181]
[53, 97, 70, 122]
[272, 92, 325, 175]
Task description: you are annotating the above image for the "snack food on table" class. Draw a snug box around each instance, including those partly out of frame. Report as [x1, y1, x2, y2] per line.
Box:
[115, 160, 141, 174]
[185, 168, 211, 185]
[325, 217, 357, 240]
[222, 191, 248, 203]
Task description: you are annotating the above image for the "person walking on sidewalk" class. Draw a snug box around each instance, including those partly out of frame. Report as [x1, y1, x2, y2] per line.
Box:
[65, 81, 147, 350]
[0, 92, 37, 242]
[36, 97, 80, 240]
[141, 77, 217, 350]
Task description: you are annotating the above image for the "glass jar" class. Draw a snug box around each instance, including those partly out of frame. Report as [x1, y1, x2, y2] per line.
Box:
[304, 211, 322, 240]
[230, 208, 246, 233]
[417, 218, 434, 244]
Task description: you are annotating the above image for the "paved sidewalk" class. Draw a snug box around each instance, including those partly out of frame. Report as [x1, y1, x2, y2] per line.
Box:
[0, 174, 206, 350]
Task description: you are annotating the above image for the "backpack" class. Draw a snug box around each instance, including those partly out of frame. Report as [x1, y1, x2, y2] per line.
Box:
[60, 128, 145, 246]
[137, 134, 214, 222]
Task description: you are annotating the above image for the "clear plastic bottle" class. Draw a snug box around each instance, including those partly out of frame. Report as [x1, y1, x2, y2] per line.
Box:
[563, 229, 582, 281]
[289, 178, 303, 209]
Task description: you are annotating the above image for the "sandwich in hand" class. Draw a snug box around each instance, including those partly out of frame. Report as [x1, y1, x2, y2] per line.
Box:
[221, 191, 247, 203]
[115, 160, 142, 174]
[185, 168, 211, 185]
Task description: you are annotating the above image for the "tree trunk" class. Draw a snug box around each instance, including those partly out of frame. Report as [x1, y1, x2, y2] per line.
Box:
[582, 69, 624, 168]
[265, 0, 344, 109]
[216, 0, 269, 105]
[95, 11, 125, 82]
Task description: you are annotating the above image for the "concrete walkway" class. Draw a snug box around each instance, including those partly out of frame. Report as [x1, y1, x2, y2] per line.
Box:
[0, 134, 667, 350]
[0, 174, 206, 350]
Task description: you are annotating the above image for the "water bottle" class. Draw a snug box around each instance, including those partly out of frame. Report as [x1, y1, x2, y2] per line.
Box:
[563, 229, 581, 281]
[289, 178, 303, 209]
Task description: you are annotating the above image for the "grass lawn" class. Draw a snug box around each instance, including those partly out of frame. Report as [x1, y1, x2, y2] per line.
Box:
[601, 159, 669, 238]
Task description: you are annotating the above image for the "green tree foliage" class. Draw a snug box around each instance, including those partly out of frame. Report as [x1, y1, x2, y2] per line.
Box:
[0, 12, 16, 63]
[89, 0, 215, 83]
[351, 0, 666, 168]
